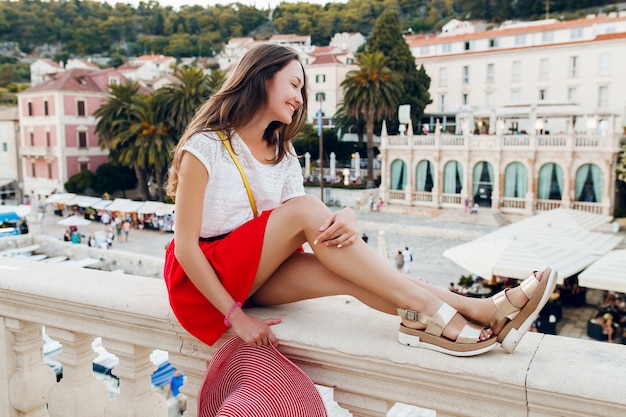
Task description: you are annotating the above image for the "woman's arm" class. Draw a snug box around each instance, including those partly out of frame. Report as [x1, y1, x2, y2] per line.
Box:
[173, 152, 280, 346]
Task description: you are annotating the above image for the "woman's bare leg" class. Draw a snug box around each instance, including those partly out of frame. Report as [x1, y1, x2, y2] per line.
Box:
[249, 195, 491, 341]
[251, 251, 397, 313]
[250, 195, 547, 336]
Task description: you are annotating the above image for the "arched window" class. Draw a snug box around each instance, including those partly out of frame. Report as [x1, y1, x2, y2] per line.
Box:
[472, 161, 494, 206]
[390, 159, 407, 190]
[538, 163, 563, 200]
[416, 160, 434, 192]
[443, 160, 463, 194]
[575, 164, 603, 203]
[504, 162, 527, 198]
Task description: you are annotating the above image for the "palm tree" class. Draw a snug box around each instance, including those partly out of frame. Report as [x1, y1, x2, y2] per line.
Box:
[340, 52, 403, 185]
[333, 103, 365, 148]
[112, 94, 175, 201]
[94, 81, 140, 153]
[155, 66, 223, 139]
[206, 68, 227, 97]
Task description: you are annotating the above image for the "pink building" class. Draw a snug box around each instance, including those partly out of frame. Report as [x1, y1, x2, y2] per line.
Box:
[17, 68, 127, 199]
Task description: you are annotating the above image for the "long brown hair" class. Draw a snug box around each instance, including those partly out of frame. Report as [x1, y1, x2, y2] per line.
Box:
[165, 43, 308, 198]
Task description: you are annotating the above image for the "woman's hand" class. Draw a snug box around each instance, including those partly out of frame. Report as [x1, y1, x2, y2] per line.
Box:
[314, 207, 359, 248]
[228, 307, 282, 347]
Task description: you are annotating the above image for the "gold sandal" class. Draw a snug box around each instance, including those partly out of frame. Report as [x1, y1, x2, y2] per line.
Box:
[490, 267, 558, 353]
[398, 303, 497, 357]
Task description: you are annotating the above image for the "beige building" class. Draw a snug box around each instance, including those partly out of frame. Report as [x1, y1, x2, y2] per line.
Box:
[408, 13, 626, 133]
[0, 107, 20, 203]
[376, 14, 626, 217]
[302, 46, 358, 128]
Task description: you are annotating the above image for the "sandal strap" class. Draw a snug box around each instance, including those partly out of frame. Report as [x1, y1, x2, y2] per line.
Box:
[399, 303, 485, 345]
[519, 271, 541, 299]
[491, 271, 542, 323]
[426, 303, 457, 337]
[457, 325, 482, 344]
[397, 303, 456, 337]
[492, 290, 521, 321]
[397, 308, 430, 324]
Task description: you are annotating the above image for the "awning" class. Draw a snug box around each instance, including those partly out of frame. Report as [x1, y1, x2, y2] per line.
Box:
[123, 200, 147, 213]
[579, 250, 626, 293]
[519, 208, 613, 231]
[91, 199, 113, 210]
[442, 235, 599, 283]
[46, 193, 76, 204]
[137, 201, 166, 214]
[102, 198, 132, 212]
[0, 212, 20, 222]
[70, 196, 102, 208]
[491, 223, 622, 256]
[0, 204, 30, 218]
[155, 203, 175, 216]
[443, 207, 620, 282]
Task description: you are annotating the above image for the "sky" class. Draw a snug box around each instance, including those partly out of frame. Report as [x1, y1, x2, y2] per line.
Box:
[102, 0, 344, 10]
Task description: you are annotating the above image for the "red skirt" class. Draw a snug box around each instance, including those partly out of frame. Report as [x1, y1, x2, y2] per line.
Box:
[163, 210, 272, 346]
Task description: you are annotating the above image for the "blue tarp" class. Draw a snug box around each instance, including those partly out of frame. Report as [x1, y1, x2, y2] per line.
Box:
[151, 361, 175, 387]
[0, 212, 20, 223]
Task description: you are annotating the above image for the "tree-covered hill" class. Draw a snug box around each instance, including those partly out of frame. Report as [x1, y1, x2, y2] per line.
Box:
[0, 0, 620, 60]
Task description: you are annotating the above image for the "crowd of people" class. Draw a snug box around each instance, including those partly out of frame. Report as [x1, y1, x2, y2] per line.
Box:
[593, 291, 626, 343]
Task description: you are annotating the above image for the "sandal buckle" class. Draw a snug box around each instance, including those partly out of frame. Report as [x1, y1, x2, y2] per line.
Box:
[404, 309, 418, 321]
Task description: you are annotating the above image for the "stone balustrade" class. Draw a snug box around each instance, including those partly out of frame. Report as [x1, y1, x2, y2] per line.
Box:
[1, 255, 626, 417]
[384, 132, 620, 152]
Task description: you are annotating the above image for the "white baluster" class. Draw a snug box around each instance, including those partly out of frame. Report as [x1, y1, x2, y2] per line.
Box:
[168, 352, 209, 417]
[334, 389, 390, 417]
[46, 328, 108, 417]
[6, 319, 56, 417]
[102, 340, 167, 417]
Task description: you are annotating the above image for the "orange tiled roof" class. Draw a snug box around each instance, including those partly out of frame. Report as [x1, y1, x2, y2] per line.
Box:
[408, 16, 626, 46]
[413, 31, 626, 60]
[135, 54, 175, 63]
[21, 68, 112, 93]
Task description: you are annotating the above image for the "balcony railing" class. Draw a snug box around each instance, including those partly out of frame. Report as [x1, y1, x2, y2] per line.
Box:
[1, 253, 626, 416]
[19, 145, 56, 158]
[384, 132, 620, 152]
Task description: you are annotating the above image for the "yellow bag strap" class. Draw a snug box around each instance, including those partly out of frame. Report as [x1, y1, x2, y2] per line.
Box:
[215, 130, 258, 218]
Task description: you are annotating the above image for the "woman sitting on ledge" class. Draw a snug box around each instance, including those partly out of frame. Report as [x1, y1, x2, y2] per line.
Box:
[163, 43, 557, 357]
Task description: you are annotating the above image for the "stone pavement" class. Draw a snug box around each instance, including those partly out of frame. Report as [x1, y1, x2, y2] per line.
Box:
[33, 205, 621, 417]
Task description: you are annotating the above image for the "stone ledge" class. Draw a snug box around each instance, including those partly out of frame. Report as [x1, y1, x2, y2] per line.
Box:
[2, 256, 626, 417]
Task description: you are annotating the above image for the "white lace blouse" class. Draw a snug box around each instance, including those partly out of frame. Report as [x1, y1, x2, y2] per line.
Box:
[180, 131, 305, 238]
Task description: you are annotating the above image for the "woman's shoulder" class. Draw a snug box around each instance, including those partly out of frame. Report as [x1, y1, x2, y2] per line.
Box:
[183, 130, 221, 151]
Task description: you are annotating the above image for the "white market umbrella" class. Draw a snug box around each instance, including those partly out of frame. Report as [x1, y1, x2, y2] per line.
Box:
[57, 215, 92, 227]
[492, 223, 622, 256]
[442, 235, 599, 284]
[519, 208, 613, 231]
[0, 204, 31, 218]
[578, 250, 626, 293]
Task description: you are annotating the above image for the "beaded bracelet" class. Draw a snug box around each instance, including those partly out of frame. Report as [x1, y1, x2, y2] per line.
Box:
[224, 301, 242, 327]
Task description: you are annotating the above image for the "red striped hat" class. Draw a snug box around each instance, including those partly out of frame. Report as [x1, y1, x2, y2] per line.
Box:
[198, 336, 328, 417]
